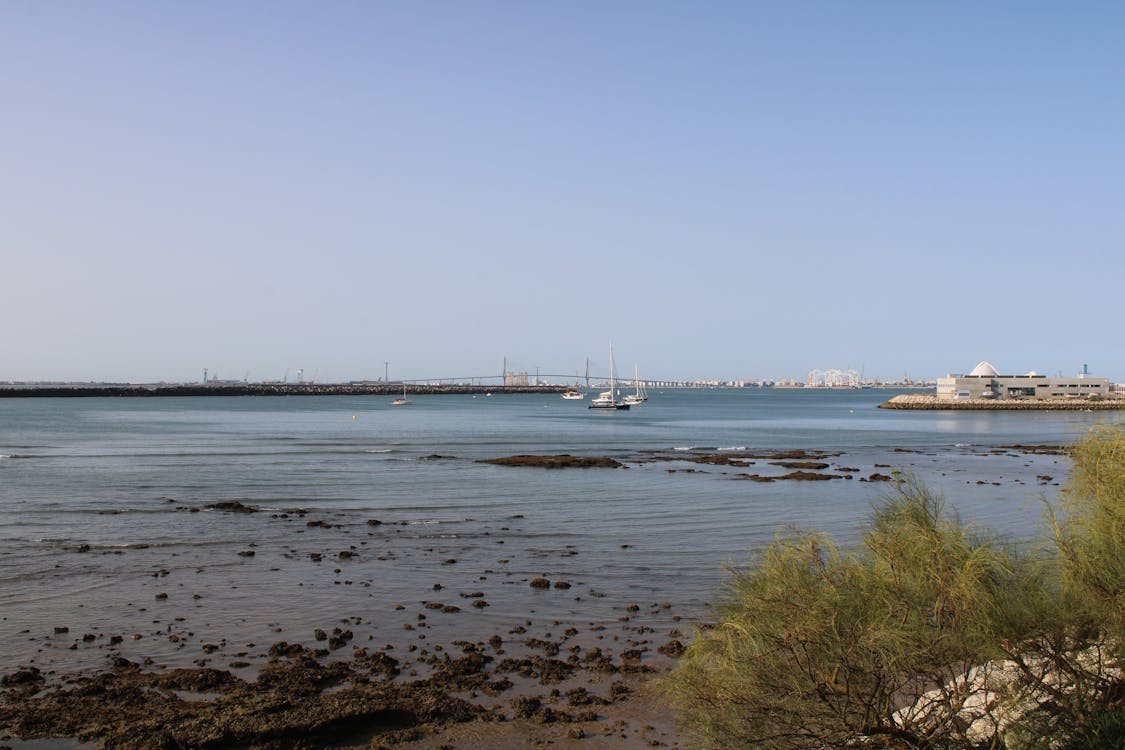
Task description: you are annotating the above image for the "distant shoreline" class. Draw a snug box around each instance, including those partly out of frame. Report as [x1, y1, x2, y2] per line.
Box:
[880, 393, 1125, 410]
[0, 383, 568, 398]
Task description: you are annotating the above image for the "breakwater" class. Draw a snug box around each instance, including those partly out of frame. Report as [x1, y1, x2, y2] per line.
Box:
[0, 383, 566, 398]
[880, 394, 1125, 410]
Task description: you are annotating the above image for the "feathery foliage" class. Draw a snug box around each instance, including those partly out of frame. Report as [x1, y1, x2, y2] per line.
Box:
[666, 427, 1125, 749]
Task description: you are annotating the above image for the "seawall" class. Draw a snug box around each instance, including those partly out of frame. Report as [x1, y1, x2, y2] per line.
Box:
[879, 394, 1125, 410]
[0, 384, 567, 398]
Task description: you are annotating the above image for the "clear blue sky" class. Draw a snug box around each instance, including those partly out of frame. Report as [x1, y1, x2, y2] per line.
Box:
[3, 2, 1122, 383]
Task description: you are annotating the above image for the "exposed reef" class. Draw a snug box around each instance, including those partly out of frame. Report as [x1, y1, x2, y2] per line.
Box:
[478, 455, 626, 469]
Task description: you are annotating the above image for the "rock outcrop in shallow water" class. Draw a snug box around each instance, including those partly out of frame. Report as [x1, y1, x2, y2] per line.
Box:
[478, 455, 625, 469]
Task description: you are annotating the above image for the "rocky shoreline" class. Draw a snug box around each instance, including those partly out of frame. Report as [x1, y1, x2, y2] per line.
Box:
[879, 394, 1125, 410]
[0, 443, 1074, 749]
[0, 490, 692, 749]
[1, 635, 676, 749]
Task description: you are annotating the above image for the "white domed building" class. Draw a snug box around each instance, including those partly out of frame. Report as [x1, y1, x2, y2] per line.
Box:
[936, 362, 1110, 400]
[968, 361, 1000, 378]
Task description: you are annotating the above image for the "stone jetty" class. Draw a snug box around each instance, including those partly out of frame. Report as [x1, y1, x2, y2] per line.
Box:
[880, 394, 1125, 410]
[0, 383, 566, 398]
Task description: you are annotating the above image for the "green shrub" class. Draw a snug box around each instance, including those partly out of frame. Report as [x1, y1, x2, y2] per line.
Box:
[666, 479, 1035, 748]
[666, 428, 1125, 750]
[1052, 424, 1125, 646]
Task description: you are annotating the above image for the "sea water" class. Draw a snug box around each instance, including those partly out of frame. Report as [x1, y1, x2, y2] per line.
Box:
[0, 389, 1118, 675]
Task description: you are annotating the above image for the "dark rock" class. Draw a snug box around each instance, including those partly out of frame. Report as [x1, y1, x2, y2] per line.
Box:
[525, 638, 561, 656]
[769, 461, 830, 470]
[206, 501, 259, 513]
[776, 471, 844, 481]
[1, 666, 43, 688]
[530, 578, 551, 589]
[479, 454, 625, 469]
[267, 641, 307, 658]
[1000, 444, 1066, 455]
[657, 639, 686, 658]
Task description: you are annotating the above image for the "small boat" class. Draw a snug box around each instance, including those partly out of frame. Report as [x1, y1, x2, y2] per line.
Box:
[622, 366, 647, 405]
[392, 383, 411, 405]
[562, 371, 585, 400]
[589, 345, 630, 410]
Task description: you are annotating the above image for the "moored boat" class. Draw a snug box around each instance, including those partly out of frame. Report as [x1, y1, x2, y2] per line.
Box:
[622, 366, 647, 405]
[589, 346, 630, 410]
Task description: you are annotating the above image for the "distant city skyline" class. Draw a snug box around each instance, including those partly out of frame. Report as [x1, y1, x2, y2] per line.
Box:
[3, 3, 1123, 383]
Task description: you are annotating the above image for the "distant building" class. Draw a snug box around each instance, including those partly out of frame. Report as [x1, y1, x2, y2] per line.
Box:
[936, 361, 1110, 400]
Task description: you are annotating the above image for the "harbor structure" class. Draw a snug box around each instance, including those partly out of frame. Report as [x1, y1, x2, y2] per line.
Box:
[935, 362, 1110, 400]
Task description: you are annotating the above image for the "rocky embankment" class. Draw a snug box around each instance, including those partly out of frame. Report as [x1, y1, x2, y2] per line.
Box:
[880, 394, 1125, 410]
[0, 384, 565, 398]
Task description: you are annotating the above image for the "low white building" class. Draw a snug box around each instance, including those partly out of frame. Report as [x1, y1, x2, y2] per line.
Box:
[936, 362, 1110, 400]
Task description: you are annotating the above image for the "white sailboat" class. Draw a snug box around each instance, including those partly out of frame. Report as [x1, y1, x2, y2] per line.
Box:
[562, 375, 585, 400]
[391, 383, 411, 405]
[622, 366, 648, 405]
[562, 364, 586, 400]
[589, 345, 629, 410]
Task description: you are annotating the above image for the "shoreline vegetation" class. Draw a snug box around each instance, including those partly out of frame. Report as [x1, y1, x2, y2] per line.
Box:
[881, 393, 1125, 410]
[665, 426, 1125, 749]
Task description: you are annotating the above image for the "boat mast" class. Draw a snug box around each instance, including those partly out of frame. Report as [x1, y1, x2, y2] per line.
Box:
[609, 344, 616, 399]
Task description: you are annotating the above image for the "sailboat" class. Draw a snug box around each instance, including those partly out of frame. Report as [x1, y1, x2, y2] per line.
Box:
[589, 345, 630, 410]
[562, 370, 585, 400]
[622, 366, 648, 405]
[391, 383, 411, 405]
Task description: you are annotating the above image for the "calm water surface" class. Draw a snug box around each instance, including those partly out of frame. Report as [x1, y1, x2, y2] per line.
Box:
[1, 389, 1118, 675]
